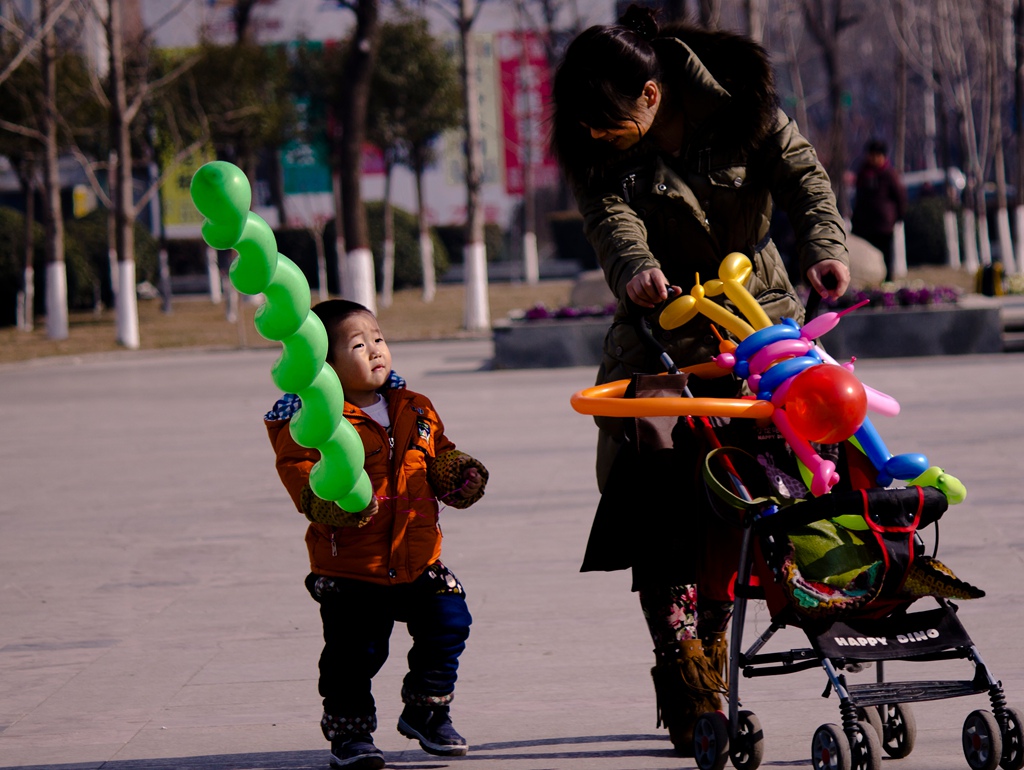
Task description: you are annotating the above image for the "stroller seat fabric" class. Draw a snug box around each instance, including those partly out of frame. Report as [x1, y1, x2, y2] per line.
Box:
[703, 427, 985, 621]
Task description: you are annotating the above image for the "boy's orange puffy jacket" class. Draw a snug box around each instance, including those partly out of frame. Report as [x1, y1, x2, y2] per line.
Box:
[266, 387, 481, 585]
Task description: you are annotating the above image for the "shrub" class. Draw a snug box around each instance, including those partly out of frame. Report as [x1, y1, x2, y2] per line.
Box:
[0, 206, 160, 326]
[904, 197, 951, 266]
[548, 210, 598, 269]
[0, 207, 44, 327]
[366, 201, 450, 289]
[64, 208, 158, 308]
[433, 221, 505, 265]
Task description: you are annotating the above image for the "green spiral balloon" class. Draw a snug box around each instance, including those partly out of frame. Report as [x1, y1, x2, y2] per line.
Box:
[190, 160, 372, 512]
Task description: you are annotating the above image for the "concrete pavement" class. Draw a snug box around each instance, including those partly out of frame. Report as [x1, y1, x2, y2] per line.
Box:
[2, 341, 1024, 770]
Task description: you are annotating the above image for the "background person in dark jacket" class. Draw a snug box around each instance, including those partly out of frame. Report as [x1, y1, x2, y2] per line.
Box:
[851, 139, 908, 281]
[550, 3, 849, 756]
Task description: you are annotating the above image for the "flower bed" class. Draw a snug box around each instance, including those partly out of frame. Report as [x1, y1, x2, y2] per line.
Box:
[493, 285, 1003, 369]
[820, 283, 962, 311]
[516, 302, 616, 321]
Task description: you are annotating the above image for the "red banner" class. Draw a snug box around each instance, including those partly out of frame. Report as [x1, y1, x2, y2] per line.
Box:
[497, 31, 559, 195]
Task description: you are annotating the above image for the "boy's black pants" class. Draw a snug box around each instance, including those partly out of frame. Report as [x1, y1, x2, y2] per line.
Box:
[307, 564, 472, 728]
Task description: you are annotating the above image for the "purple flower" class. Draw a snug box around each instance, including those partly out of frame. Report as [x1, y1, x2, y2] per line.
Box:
[524, 304, 552, 320]
[520, 302, 617, 321]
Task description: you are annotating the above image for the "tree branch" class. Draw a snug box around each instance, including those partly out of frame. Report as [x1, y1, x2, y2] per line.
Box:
[66, 143, 113, 209]
[0, 0, 77, 87]
[134, 135, 209, 213]
[125, 51, 201, 125]
[0, 117, 44, 142]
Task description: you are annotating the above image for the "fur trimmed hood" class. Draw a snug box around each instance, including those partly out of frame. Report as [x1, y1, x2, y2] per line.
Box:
[655, 24, 778, 155]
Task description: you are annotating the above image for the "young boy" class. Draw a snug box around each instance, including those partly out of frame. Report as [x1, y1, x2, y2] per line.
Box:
[265, 300, 488, 769]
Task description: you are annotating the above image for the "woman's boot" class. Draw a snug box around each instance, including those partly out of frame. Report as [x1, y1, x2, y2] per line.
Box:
[650, 639, 727, 756]
[701, 630, 729, 687]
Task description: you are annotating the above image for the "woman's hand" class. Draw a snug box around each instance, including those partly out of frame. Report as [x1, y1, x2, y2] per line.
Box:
[805, 259, 850, 301]
[626, 267, 680, 308]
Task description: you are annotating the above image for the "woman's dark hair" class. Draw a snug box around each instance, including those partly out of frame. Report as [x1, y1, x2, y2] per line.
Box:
[549, 4, 662, 186]
[311, 299, 374, 362]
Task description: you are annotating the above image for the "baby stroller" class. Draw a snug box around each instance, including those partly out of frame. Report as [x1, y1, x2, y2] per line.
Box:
[570, 256, 1020, 770]
[685, 411, 1022, 770]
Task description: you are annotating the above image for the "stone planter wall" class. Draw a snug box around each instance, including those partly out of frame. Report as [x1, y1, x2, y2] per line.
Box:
[493, 318, 607, 369]
[817, 299, 1002, 359]
[492, 298, 1004, 369]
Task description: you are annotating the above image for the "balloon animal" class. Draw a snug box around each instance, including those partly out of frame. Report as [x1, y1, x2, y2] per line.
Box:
[190, 161, 372, 512]
[572, 253, 955, 499]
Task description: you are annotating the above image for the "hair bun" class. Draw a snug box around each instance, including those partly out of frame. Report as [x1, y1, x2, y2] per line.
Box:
[619, 4, 658, 41]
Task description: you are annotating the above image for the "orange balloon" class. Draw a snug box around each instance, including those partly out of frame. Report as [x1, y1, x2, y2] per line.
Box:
[570, 368, 775, 419]
[782, 364, 867, 443]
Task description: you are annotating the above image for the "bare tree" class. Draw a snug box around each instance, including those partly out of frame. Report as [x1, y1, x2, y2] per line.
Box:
[106, 0, 139, 346]
[801, 0, 861, 218]
[699, 0, 721, 29]
[891, 0, 907, 172]
[0, 0, 75, 338]
[1015, 0, 1024, 272]
[399, 22, 463, 303]
[883, 0, 965, 266]
[40, 0, 67, 339]
[897, 0, 990, 271]
[86, 0, 205, 347]
[0, 0, 75, 87]
[421, 0, 492, 330]
[986, 0, 1014, 275]
[512, 0, 542, 285]
[775, 0, 812, 133]
[333, 0, 381, 312]
[745, 0, 766, 42]
[0, 32, 43, 332]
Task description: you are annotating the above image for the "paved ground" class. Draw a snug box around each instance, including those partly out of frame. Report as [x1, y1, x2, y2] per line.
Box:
[2, 342, 1023, 770]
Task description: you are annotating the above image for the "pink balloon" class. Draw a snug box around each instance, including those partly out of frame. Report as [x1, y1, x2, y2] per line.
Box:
[747, 338, 813, 375]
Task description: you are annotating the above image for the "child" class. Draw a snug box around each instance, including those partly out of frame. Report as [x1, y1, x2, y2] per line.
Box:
[265, 300, 488, 769]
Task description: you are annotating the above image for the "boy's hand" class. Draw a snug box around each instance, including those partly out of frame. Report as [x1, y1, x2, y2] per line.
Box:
[459, 467, 484, 499]
[355, 497, 378, 526]
[301, 485, 378, 528]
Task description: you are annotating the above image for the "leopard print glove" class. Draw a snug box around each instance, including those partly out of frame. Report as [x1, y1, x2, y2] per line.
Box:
[428, 450, 489, 509]
[300, 485, 373, 527]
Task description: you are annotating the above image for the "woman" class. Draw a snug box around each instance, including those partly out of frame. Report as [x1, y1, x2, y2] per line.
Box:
[550, 4, 850, 754]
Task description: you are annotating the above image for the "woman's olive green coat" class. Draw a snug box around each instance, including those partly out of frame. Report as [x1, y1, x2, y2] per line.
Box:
[573, 27, 849, 489]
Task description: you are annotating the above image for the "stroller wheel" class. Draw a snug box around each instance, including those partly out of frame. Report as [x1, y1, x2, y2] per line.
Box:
[692, 711, 729, 770]
[811, 723, 851, 770]
[856, 707, 882, 742]
[963, 709, 1003, 770]
[730, 710, 764, 770]
[999, 705, 1024, 770]
[848, 720, 882, 770]
[878, 702, 917, 759]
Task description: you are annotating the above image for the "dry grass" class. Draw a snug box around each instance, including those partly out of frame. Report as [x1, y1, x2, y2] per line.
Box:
[0, 280, 573, 365]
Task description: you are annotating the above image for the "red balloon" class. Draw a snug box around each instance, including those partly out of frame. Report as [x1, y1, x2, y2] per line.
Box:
[782, 364, 867, 443]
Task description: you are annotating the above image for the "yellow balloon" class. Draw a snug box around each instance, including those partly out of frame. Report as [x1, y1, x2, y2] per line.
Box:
[659, 284, 755, 338]
[718, 253, 773, 331]
[660, 295, 699, 329]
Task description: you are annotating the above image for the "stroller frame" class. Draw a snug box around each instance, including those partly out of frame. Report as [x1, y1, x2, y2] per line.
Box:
[694, 473, 1022, 770]
[582, 311, 1022, 770]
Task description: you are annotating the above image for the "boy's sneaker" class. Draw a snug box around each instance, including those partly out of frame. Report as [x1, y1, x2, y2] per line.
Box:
[397, 705, 469, 756]
[330, 734, 385, 769]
